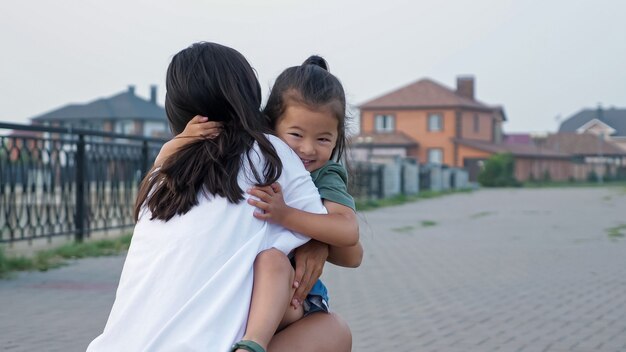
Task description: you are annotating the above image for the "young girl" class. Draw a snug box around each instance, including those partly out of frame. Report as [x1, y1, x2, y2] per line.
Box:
[157, 56, 362, 352]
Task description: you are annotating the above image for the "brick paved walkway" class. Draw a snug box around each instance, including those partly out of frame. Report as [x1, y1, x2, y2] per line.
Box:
[1, 187, 626, 351]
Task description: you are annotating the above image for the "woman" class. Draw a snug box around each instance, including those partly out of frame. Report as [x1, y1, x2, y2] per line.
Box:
[87, 42, 355, 351]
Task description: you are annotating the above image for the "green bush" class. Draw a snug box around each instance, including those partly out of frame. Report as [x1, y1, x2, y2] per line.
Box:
[478, 153, 521, 187]
[617, 168, 626, 181]
[606, 168, 618, 182]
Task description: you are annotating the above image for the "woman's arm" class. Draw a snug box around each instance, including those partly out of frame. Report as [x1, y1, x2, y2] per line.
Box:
[291, 238, 362, 305]
[247, 184, 359, 247]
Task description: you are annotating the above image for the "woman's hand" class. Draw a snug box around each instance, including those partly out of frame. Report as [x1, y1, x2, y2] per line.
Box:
[247, 183, 291, 226]
[175, 115, 222, 141]
[291, 240, 329, 307]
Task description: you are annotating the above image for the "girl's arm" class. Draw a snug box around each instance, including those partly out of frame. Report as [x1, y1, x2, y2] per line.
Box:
[247, 183, 359, 247]
[318, 201, 363, 267]
[154, 115, 221, 165]
[327, 241, 363, 268]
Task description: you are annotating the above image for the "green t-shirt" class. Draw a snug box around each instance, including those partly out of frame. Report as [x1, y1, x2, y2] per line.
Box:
[310, 161, 355, 212]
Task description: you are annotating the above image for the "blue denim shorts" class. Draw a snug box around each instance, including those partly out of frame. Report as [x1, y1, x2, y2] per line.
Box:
[303, 294, 329, 316]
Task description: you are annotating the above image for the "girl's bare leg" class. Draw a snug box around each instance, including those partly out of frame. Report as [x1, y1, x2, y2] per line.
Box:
[237, 248, 303, 352]
[268, 312, 352, 352]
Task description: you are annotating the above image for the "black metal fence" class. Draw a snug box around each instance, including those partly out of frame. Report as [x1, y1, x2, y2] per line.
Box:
[0, 121, 470, 245]
[348, 162, 385, 199]
[0, 122, 166, 244]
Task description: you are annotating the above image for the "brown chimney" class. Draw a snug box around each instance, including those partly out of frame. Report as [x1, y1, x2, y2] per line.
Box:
[150, 85, 157, 105]
[456, 76, 475, 100]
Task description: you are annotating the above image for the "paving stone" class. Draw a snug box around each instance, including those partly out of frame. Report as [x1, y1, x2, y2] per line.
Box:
[2, 187, 626, 351]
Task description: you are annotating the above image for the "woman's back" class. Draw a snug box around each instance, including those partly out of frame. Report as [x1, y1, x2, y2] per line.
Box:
[87, 136, 324, 351]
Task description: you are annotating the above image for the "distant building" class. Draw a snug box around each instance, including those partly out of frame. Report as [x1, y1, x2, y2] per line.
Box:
[350, 132, 418, 162]
[354, 76, 506, 168]
[350, 76, 611, 182]
[504, 133, 532, 145]
[559, 106, 626, 151]
[30, 85, 170, 138]
[535, 132, 626, 180]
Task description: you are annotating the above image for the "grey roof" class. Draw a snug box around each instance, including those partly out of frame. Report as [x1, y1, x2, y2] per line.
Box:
[559, 107, 626, 136]
[31, 88, 166, 122]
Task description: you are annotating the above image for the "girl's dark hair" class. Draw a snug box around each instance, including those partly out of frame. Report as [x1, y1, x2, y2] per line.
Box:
[134, 42, 282, 221]
[263, 55, 348, 161]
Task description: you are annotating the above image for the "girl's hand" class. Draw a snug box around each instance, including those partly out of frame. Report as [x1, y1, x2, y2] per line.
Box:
[153, 116, 221, 165]
[175, 115, 222, 141]
[247, 183, 290, 225]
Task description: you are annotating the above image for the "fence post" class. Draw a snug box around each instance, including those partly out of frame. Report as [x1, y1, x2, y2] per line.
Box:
[75, 134, 85, 243]
[400, 162, 405, 195]
[367, 164, 373, 199]
[377, 165, 384, 199]
[141, 140, 149, 179]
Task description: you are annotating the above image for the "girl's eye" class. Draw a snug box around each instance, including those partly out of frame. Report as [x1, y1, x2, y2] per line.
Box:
[288, 133, 302, 138]
[318, 138, 331, 143]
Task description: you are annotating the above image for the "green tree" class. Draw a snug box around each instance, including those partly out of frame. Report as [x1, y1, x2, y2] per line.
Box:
[478, 153, 520, 187]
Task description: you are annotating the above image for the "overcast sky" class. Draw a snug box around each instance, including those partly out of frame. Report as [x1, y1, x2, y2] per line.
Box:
[1, 0, 624, 133]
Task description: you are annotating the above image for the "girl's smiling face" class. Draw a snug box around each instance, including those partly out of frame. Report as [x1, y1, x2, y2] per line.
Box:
[275, 103, 339, 172]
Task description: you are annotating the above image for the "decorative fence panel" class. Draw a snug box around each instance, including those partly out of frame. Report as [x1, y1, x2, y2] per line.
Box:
[0, 123, 164, 244]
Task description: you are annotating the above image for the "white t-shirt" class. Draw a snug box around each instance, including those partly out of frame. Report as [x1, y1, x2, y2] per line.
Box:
[87, 135, 324, 352]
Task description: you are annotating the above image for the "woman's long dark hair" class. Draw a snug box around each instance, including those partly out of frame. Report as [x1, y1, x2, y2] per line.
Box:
[134, 42, 282, 222]
[263, 55, 348, 162]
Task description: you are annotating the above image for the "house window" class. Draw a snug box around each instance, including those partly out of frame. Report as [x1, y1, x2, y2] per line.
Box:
[375, 114, 395, 132]
[428, 113, 442, 131]
[144, 121, 167, 137]
[85, 121, 103, 131]
[427, 148, 443, 165]
[115, 120, 135, 135]
[473, 114, 479, 133]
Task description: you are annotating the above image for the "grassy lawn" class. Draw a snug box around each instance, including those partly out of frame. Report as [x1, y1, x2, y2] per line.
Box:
[0, 234, 132, 279]
[355, 188, 473, 211]
[607, 224, 626, 239]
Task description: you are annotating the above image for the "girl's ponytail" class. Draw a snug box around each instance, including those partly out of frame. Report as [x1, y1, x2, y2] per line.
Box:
[302, 55, 329, 71]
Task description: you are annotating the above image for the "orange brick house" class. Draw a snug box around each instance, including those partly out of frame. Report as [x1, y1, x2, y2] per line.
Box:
[354, 76, 506, 167]
[351, 76, 578, 182]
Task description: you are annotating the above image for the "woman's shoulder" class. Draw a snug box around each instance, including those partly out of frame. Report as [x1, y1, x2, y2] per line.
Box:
[264, 133, 292, 154]
[249, 134, 292, 162]
[261, 134, 302, 169]
[260, 134, 325, 213]
[247, 134, 306, 182]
